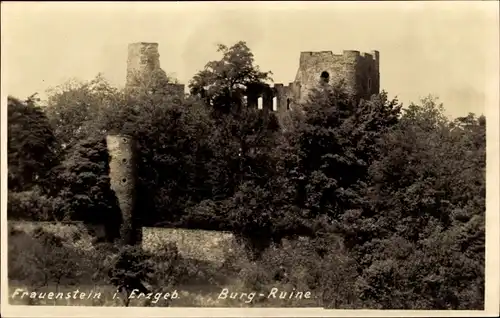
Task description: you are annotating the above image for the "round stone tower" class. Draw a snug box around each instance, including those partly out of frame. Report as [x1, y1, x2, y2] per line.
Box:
[106, 134, 139, 244]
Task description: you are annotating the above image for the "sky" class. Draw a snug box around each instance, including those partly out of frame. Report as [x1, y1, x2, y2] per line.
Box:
[1, 1, 499, 118]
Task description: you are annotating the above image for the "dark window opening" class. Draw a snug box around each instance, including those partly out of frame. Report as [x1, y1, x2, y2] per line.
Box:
[122, 138, 128, 143]
[320, 71, 330, 83]
[122, 178, 127, 183]
[368, 78, 372, 90]
[122, 158, 127, 163]
[286, 98, 291, 110]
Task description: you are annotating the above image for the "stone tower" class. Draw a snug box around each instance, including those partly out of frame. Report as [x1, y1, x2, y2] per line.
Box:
[293, 50, 380, 103]
[243, 49, 380, 116]
[126, 42, 165, 89]
[126, 42, 185, 96]
[106, 134, 139, 244]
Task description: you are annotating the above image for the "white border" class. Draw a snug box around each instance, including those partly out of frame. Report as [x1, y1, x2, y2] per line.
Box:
[1, 1, 499, 317]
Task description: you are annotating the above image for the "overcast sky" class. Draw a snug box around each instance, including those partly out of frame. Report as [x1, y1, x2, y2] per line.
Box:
[2, 1, 498, 118]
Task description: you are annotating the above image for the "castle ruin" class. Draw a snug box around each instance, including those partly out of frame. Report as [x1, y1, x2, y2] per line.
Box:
[108, 42, 380, 244]
[123, 42, 380, 110]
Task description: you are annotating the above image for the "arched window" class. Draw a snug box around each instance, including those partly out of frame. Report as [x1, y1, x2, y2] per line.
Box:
[272, 97, 277, 111]
[257, 97, 263, 110]
[286, 98, 291, 110]
[320, 71, 330, 84]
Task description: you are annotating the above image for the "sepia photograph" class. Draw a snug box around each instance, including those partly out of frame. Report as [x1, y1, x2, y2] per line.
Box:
[1, 1, 499, 317]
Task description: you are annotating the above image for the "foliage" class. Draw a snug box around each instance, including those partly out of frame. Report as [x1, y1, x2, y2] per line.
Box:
[7, 190, 61, 221]
[55, 137, 122, 241]
[8, 226, 84, 289]
[107, 245, 155, 306]
[7, 96, 61, 193]
[189, 41, 272, 115]
[44, 74, 123, 148]
[133, 100, 216, 226]
[343, 97, 486, 309]
[187, 42, 285, 258]
[277, 84, 401, 245]
[226, 234, 358, 308]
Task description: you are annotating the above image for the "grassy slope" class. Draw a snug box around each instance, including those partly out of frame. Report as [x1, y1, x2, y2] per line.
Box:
[8, 224, 321, 307]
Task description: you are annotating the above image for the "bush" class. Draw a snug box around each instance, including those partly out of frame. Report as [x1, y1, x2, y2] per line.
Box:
[149, 242, 180, 289]
[223, 234, 358, 307]
[8, 226, 84, 289]
[107, 245, 155, 306]
[8, 190, 61, 221]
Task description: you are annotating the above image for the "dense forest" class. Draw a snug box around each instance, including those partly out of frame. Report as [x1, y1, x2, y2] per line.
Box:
[7, 42, 485, 309]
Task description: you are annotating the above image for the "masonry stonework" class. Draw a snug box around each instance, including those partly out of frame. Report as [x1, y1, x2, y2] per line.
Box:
[125, 42, 379, 112]
[142, 227, 237, 264]
[294, 50, 380, 103]
[106, 135, 139, 243]
[126, 42, 185, 97]
[240, 49, 380, 114]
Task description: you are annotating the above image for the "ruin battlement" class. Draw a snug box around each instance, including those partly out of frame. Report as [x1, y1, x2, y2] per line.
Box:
[299, 50, 379, 60]
[125, 42, 380, 108]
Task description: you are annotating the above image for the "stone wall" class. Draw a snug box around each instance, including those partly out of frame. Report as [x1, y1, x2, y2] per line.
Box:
[8, 221, 234, 265]
[142, 227, 237, 264]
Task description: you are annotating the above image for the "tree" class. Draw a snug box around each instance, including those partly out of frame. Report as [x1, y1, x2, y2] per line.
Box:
[56, 137, 122, 241]
[282, 83, 401, 230]
[44, 74, 123, 149]
[132, 98, 217, 227]
[189, 41, 272, 115]
[186, 42, 285, 258]
[108, 245, 154, 307]
[7, 96, 61, 193]
[345, 97, 485, 309]
[7, 190, 61, 221]
[8, 227, 83, 292]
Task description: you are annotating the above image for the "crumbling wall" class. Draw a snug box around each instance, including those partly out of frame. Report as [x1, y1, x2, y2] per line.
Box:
[358, 51, 380, 99]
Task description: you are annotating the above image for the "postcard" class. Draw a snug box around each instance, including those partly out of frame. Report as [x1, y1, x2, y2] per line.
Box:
[1, 1, 499, 317]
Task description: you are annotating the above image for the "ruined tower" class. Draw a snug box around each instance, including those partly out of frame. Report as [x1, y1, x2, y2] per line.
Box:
[244, 49, 380, 115]
[106, 134, 140, 244]
[293, 50, 380, 103]
[126, 42, 185, 97]
[126, 42, 164, 89]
